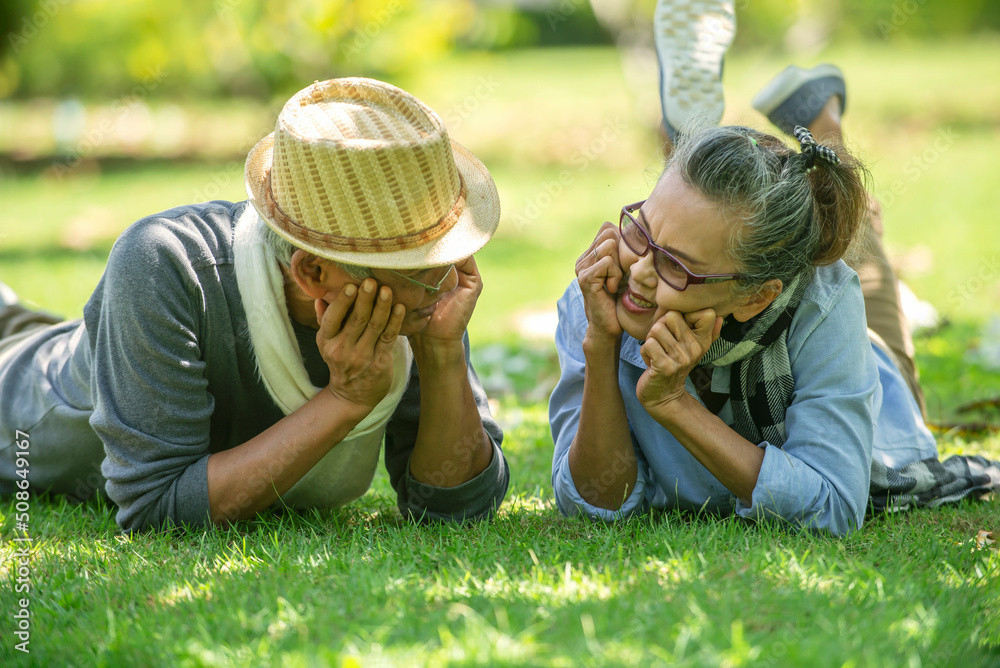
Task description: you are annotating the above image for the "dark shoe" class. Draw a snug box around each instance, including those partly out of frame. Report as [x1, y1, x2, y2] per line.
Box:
[752, 63, 846, 137]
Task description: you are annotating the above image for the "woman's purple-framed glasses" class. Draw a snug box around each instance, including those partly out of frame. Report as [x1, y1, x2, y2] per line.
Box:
[619, 200, 743, 291]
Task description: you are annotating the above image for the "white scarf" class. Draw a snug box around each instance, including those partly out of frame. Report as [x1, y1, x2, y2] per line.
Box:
[233, 205, 412, 508]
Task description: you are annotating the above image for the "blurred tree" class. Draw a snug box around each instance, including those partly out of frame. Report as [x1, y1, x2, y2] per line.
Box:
[0, 0, 36, 96]
[730, 0, 1000, 48]
[1, 0, 36, 56]
[2, 0, 483, 100]
[1, 0, 998, 101]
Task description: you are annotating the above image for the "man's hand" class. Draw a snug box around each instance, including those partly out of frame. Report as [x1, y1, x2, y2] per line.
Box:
[316, 279, 405, 411]
[637, 308, 722, 411]
[409, 255, 483, 349]
[576, 222, 625, 344]
[406, 255, 494, 489]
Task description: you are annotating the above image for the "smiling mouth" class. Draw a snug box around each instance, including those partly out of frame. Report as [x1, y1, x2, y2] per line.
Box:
[628, 293, 654, 308]
[622, 287, 656, 313]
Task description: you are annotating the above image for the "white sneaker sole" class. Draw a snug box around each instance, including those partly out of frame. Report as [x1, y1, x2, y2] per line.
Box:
[0, 281, 19, 308]
[654, 0, 736, 135]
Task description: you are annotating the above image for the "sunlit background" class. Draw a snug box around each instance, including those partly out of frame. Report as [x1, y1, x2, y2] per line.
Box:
[2, 4, 1000, 664]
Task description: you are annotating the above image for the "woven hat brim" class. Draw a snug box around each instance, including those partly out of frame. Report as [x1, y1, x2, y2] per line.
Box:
[245, 134, 500, 270]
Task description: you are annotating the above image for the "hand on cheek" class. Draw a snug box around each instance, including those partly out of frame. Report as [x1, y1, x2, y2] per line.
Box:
[316, 280, 406, 411]
[636, 308, 722, 410]
[576, 222, 625, 342]
[412, 256, 481, 346]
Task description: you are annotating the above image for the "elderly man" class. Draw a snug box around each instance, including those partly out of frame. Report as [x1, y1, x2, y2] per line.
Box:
[0, 78, 509, 531]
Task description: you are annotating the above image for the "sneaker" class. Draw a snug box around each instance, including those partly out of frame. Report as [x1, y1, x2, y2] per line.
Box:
[654, 0, 736, 142]
[752, 63, 846, 137]
[0, 281, 19, 309]
[898, 279, 942, 336]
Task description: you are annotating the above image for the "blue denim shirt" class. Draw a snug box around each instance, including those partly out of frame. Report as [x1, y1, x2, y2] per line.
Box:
[550, 261, 938, 535]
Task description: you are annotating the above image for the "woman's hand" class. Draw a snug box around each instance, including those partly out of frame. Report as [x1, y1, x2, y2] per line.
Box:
[637, 308, 722, 411]
[575, 222, 625, 344]
[316, 279, 406, 412]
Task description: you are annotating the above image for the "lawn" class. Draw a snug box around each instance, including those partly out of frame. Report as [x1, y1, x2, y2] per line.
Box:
[2, 40, 1000, 666]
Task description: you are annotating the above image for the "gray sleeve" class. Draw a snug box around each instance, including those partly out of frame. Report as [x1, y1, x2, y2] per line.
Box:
[383, 332, 508, 522]
[87, 220, 215, 531]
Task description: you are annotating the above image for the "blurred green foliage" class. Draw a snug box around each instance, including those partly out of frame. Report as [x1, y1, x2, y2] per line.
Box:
[1, 0, 490, 99]
[2, 0, 999, 101]
[734, 0, 1000, 48]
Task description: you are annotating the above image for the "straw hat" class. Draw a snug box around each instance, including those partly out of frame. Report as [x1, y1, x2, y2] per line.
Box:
[245, 78, 501, 269]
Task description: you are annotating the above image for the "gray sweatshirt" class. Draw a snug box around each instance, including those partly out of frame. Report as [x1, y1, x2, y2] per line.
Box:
[0, 200, 507, 530]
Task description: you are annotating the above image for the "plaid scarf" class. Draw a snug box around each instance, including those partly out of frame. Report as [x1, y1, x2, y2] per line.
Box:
[697, 272, 810, 446]
[695, 270, 1000, 514]
[868, 455, 1000, 512]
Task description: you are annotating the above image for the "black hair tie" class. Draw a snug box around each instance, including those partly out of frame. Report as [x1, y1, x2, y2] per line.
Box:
[793, 125, 840, 170]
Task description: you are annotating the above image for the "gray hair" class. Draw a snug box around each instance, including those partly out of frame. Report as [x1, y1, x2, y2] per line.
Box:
[258, 215, 372, 279]
[666, 126, 870, 300]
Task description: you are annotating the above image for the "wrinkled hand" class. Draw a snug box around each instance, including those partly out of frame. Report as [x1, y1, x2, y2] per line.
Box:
[317, 279, 405, 411]
[576, 222, 624, 342]
[637, 309, 723, 411]
[409, 255, 483, 348]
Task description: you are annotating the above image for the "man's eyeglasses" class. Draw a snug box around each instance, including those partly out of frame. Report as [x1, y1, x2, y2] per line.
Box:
[619, 200, 743, 292]
[385, 264, 455, 293]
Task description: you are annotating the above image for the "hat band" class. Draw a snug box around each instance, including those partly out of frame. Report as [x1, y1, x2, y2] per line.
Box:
[262, 170, 467, 254]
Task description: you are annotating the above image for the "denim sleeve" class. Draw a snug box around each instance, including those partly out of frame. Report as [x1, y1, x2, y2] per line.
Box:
[549, 281, 649, 521]
[383, 332, 508, 522]
[735, 273, 877, 536]
[88, 219, 214, 531]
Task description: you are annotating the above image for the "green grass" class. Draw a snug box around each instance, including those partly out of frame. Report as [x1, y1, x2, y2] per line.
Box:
[3, 40, 1000, 665]
[2, 407, 999, 666]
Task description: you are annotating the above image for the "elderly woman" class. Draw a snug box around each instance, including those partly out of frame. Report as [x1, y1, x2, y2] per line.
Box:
[549, 64, 997, 535]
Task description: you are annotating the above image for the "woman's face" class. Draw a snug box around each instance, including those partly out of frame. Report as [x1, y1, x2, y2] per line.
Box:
[615, 169, 751, 341]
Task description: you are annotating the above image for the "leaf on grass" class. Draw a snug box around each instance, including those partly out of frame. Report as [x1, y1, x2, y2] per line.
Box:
[970, 530, 998, 554]
[956, 397, 1000, 414]
[926, 421, 1000, 436]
